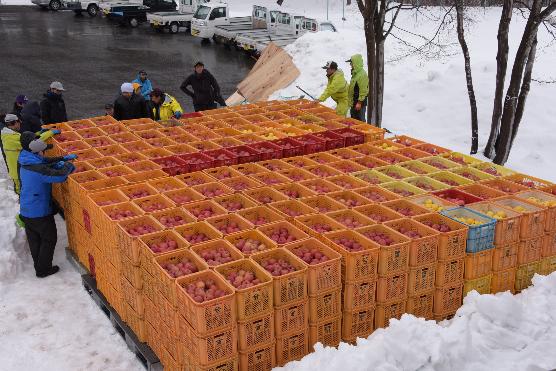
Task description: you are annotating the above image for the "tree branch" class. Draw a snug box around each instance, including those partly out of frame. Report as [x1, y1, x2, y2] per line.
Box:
[383, 4, 403, 39]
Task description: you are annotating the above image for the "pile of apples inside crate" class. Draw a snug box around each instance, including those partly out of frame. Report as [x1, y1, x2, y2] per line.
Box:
[48, 99, 556, 371]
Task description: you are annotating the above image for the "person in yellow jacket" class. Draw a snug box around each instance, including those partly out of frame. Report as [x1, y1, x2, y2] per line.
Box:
[347, 54, 369, 122]
[0, 114, 58, 194]
[148, 88, 184, 121]
[318, 61, 349, 117]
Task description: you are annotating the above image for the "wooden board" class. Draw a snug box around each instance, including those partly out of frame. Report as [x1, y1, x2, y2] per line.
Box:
[225, 91, 247, 106]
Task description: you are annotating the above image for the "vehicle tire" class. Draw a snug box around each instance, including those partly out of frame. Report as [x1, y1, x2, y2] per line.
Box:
[49, 0, 61, 11]
[212, 35, 220, 44]
[128, 17, 139, 28]
[201, 37, 211, 45]
[87, 4, 98, 16]
[169, 22, 179, 34]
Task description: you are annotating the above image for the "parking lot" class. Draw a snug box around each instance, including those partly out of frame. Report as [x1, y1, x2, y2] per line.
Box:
[0, 6, 255, 118]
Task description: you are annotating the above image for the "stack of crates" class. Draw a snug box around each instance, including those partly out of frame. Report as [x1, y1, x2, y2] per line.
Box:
[468, 202, 521, 294]
[413, 212, 468, 321]
[494, 196, 547, 292]
[385, 218, 440, 320]
[441, 207, 495, 305]
[250, 248, 309, 367]
[513, 190, 556, 279]
[323, 229, 378, 342]
[284, 238, 343, 349]
[214, 258, 275, 371]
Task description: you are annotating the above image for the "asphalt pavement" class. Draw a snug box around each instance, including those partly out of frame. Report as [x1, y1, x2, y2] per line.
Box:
[0, 6, 255, 118]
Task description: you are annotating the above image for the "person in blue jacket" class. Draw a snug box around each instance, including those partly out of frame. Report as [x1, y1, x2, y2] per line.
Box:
[18, 131, 77, 278]
[132, 70, 153, 100]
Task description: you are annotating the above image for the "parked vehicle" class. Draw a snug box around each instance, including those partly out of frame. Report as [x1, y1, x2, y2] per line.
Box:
[212, 5, 279, 45]
[190, 2, 251, 40]
[106, 0, 177, 27]
[32, 0, 67, 11]
[63, 0, 103, 16]
[147, 0, 208, 33]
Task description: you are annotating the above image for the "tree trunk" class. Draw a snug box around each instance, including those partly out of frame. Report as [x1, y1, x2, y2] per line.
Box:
[363, 15, 377, 125]
[455, 0, 479, 154]
[375, 39, 385, 128]
[493, 0, 542, 165]
[484, 0, 513, 159]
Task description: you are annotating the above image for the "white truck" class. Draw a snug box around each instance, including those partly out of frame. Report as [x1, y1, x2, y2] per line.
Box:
[212, 5, 279, 45]
[190, 2, 252, 40]
[63, 0, 106, 16]
[146, 0, 208, 34]
[235, 13, 337, 55]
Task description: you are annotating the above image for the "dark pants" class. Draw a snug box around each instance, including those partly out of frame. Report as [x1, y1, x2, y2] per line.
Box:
[350, 101, 367, 122]
[20, 215, 58, 276]
[194, 102, 217, 112]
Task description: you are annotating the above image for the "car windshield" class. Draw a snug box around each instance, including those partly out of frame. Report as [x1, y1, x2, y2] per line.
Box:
[193, 5, 210, 19]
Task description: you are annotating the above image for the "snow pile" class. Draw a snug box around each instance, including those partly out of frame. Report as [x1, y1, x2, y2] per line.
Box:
[0, 172, 28, 281]
[279, 273, 556, 371]
[274, 7, 556, 182]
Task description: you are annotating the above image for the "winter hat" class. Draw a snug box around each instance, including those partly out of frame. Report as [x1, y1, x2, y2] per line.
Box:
[194, 61, 204, 67]
[50, 81, 65, 91]
[4, 113, 19, 124]
[20, 131, 53, 153]
[150, 88, 164, 97]
[322, 61, 338, 70]
[15, 95, 28, 104]
[121, 83, 134, 94]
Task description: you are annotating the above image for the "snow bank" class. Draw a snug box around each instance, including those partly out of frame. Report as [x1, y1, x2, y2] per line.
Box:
[278, 273, 556, 371]
[0, 0, 33, 5]
[274, 7, 556, 182]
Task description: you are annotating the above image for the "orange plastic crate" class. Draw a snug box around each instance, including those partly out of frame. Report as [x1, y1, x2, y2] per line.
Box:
[374, 151, 411, 165]
[436, 257, 465, 286]
[376, 270, 408, 303]
[96, 144, 128, 157]
[355, 185, 401, 203]
[299, 195, 347, 214]
[491, 268, 516, 294]
[306, 152, 341, 164]
[203, 166, 242, 180]
[117, 215, 165, 265]
[237, 206, 284, 227]
[293, 214, 346, 241]
[383, 199, 430, 218]
[272, 183, 316, 200]
[259, 159, 293, 172]
[465, 250, 494, 280]
[518, 236, 543, 264]
[342, 279, 376, 311]
[407, 263, 436, 296]
[275, 330, 309, 367]
[329, 160, 367, 174]
[406, 290, 434, 320]
[306, 164, 343, 178]
[467, 202, 521, 245]
[269, 199, 317, 221]
[139, 230, 189, 277]
[206, 214, 254, 236]
[120, 140, 152, 153]
[492, 242, 518, 271]
[385, 218, 439, 267]
[236, 312, 274, 352]
[243, 187, 289, 205]
[459, 184, 506, 200]
[152, 207, 196, 229]
[494, 197, 546, 239]
[309, 315, 342, 348]
[342, 306, 375, 341]
[153, 248, 209, 305]
[514, 190, 556, 232]
[215, 259, 274, 321]
[356, 224, 410, 275]
[326, 209, 374, 229]
[481, 178, 528, 194]
[189, 140, 221, 152]
[174, 221, 223, 246]
[284, 238, 342, 296]
[278, 168, 317, 183]
[250, 248, 308, 307]
[413, 213, 468, 260]
[123, 170, 167, 184]
[239, 342, 276, 371]
[213, 193, 259, 212]
[250, 171, 291, 186]
[231, 162, 268, 176]
[504, 173, 553, 190]
[163, 188, 204, 206]
[324, 230, 379, 281]
[132, 194, 175, 214]
[98, 164, 134, 178]
[125, 160, 162, 173]
[192, 182, 234, 198]
[225, 229, 278, 257]
[176, 171, 216, 186]
[327, 190, 371, 208]
[433, 283, 463, 317]
[543, 231, 556, 257]
[257, 221, 310, 247]
[399, 160, 439, 175]
[221, 175, 263, 192]
[166, 143, 197, 155]
[394, 147, 431, 160]
[300, 178, 343, 194]
[375, 299, 406, 329]
[87, 156, 122, 169]
[190, 239, 244, 268]
[352, 155, 390, 169]
[142, 147, 173, 159]
[274, 298, 309, 337]
[175, 270, 236, 335]
[327, 174, 369, 190]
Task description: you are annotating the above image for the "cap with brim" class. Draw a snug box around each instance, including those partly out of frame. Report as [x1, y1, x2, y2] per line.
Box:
[29, 139, 52, 153]
[50, 81, 65, 91]
[322, 61, 337, 69]
[345, 59, 352, 62]
[4, 113, 19, 124]
[121, 83, 134, 94]
[16, 95, 28, 104]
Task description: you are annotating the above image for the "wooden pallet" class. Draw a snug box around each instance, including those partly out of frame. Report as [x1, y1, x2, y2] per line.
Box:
[81, 274, 162, 371]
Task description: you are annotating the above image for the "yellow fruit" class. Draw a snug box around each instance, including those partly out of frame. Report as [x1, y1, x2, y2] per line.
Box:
[486, 211, 495, 217]
[497, 211, 507, 218]
[513, 206, 526, 212]
[425, 199, 433, 204]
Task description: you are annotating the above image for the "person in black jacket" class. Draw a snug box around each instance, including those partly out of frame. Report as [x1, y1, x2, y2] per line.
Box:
[113, 82, 149, 121]
[20, 100, 43, 133]
[12, 95, 28, 120]
[180, 62, 226, 112]
[40, 81, 68, 124]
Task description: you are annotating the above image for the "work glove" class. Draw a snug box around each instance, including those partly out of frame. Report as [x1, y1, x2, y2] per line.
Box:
[39, 128, 49, 133]
[53, 161, 66, 169]
[355, 102, 362, 111]
[51, 129, 62, 135]
[63, 154, 78, 161]
[173, 111, 182, 119]
[16, 214, 25, 229]
[66, 162, 76, 174]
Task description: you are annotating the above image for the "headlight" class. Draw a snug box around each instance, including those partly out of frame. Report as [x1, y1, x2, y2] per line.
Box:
[198, 21, 207, 26]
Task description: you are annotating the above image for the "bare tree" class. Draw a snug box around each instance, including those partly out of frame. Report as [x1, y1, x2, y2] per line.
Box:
[484, 0, 514, 159]
[454, 0, 479, 154]
[491, 0, 556, 165]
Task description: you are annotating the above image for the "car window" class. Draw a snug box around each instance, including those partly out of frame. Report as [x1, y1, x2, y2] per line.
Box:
[193, 5, 210, 19]
[320, 23, 336, 32]
[209, 7, 226, 20]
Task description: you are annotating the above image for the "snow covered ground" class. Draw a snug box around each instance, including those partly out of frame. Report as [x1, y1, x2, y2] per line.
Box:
[1, 2, 556, 371]
[278, 272, 556, 371]
[0, 165, 143, 371]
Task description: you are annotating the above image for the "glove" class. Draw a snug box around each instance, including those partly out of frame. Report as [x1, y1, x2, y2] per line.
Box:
[63, 154, 78, 161]
[51, 129, 61, 135]
[173, 111, 182, 119]
[66, 162, 76, 174]
[355, 101, 362, 111]
[53, 161, 65, 169]
[39, 128, 49, 133]
[16, 214, 25, 229]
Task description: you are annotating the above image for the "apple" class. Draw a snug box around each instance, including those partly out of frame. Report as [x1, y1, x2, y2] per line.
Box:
[360, 191, 387, 202]
[268, 227, 298, 244]
[189, 206, 216, 219]
[332, 237, 364, 252]
[107, 209, 136, 220]
[225, 269, 261, 289]
[182, 232, 211, 244]
[362, 231, 395, 246]
[292, 247, 330, 265]
[126, 224, 157, 236]
[158, 215, 187, 228]
[148, 238, 178, 253]
[309, 223, 333, 233]
[421, 220, 452, 232]
[259, 257, 297, 276]
[183, 279, 228, 303]
[161, 258, 199, 278]
[234, 238, 269, 255]
[214, 221, 242, 234]
[198, 247, 237, 266]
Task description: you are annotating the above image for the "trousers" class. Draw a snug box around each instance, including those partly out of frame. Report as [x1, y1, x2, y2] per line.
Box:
[350, 101, 368, 122]
[20, 215, 58, 276]
[193, 103, 217, 112]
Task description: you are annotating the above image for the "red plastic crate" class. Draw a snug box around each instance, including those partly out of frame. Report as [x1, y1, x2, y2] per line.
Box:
[272, 138, 305, 158]
[203, 149, 238, 167]
[179, 152, 214, 172]
[249, 141, 283, 160]
[227, 145, 261, 164]
[433, 189, 483, 206]
[330, 128, 365, 146]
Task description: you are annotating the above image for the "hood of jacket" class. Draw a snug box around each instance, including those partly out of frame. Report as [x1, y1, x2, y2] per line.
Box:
[1, 126, 17, 136]
[45, 91, 63, 100]
[18, 149, 44, 166]
[350, 54, 364, 76]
